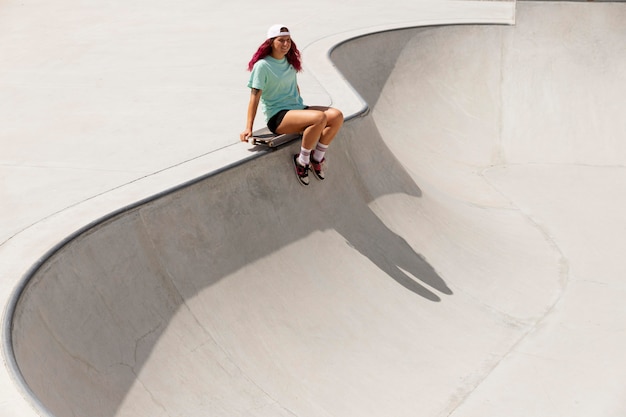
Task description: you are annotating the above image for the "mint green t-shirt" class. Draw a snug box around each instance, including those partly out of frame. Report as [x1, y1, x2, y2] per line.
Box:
[248, 56, 305, 123]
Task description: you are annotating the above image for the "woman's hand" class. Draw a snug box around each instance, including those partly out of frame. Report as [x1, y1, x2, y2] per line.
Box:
[240, 129, 253, 142]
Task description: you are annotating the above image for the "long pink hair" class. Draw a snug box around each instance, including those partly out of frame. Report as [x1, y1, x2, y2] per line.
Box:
[247, 37, 303, 72]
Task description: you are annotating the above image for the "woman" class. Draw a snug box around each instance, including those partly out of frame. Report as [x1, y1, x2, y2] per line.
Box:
[240, 24, 344, 186]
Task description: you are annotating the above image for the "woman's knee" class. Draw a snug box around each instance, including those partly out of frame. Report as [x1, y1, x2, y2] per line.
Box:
[299, 111, 326, 137]
[311, 110, 327, 127]
[327, 108, 344, 126]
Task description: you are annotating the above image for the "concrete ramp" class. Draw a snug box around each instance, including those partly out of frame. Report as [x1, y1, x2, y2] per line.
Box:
[9, 2, 626, 416]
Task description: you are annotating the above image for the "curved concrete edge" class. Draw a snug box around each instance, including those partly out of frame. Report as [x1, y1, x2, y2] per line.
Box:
[303, 5, 516, 119]
[1, 145, 269, 417]
[0, 2, 516, 415]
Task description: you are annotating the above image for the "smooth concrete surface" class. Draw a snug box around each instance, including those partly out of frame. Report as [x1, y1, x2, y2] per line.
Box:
[3, 1, 626, 416]
[1, 2, 516, 415]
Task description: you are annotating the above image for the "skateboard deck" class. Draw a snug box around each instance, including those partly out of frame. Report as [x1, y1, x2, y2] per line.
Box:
[249, 127, 301, 148]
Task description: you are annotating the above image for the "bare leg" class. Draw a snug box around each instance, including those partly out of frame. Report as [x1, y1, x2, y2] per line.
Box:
[276, 107, 344, 149]
[306, 106, 344, 146]
[276, 109, 327, 149]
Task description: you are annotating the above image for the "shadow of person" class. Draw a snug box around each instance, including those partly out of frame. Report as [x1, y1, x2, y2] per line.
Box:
[288, 152, 451, 301]
[305, 114, 452, 301]
[306, 190, 451, 302]
[335, 208, 452, 302]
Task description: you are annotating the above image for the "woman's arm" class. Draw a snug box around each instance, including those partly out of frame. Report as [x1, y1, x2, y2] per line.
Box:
[240, 88, 262, 142]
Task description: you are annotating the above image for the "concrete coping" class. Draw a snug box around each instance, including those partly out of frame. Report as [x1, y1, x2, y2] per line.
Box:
[0, 2, 516, 416]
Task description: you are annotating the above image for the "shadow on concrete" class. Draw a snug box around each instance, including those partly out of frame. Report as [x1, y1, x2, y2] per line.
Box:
[10, 27, 449, 417]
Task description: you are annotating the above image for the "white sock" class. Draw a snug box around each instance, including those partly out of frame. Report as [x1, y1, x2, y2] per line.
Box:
[298, 147, 311, 166]
[313, 142, 329, 162]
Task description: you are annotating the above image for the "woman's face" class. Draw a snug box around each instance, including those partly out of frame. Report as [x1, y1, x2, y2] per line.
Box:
[271, 35, 292, 57]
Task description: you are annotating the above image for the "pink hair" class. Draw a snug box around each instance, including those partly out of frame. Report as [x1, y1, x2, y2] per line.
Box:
[247, 38, 303, 72]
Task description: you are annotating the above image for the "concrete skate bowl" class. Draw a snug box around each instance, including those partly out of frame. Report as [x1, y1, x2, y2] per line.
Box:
[8, 2, 626, 417]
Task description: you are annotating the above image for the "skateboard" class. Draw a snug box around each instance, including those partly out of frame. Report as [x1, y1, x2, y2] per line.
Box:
[248, 127, 301, 148]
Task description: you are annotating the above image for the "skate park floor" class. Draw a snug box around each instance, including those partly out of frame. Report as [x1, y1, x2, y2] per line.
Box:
[2, 1, 626, 416]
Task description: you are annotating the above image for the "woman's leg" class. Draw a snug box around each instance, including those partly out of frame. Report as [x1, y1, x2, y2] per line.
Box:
[277, 107, 344, 179]
[275, 107, 344, 148]
[275, 109, 326, 150]
[306, 106, 344, 146]
[307, 106, 343, 167]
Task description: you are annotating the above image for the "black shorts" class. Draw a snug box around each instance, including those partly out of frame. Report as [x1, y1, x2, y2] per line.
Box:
[267, 109, 290, 134]
[267, 106, 309, 134]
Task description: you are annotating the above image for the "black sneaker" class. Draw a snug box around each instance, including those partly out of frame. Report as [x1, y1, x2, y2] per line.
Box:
[293, 154, 310, 186]
[310, 157, 326, 180]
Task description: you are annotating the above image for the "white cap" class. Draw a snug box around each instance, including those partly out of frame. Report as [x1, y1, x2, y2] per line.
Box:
[267, 24, 290, 39]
